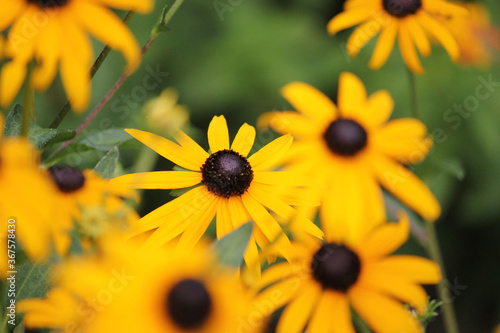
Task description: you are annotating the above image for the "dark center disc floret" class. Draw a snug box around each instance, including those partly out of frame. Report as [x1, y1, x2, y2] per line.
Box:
[27, 0, 70, 8]
[48, 165, 85, 193]
[201, 149, 254, 198]
[166, 279, 212, 329]
[311, 243, 361, 292]
[383, 0, 422, 18]
[323, 119, 368, 156]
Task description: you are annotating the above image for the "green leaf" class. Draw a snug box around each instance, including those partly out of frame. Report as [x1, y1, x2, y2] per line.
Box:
[94, 146, 120, 178]
[28, 127, 76, 150]
[3, 104, 23, 136]
[79, 128, 132, 151]
[212, 222, 253, 268]
[3, 103, 76, 149]
[15, 261, 51, 301]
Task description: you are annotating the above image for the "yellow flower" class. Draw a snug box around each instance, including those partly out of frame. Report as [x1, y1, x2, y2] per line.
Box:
[328, 0, 468, 73]
[258, 73, 440, 243]
[442, 2, 500, 68]
[0, 114, 57, 267]
[19, 239, 258, 333]
[254, 215, 441, 333]
[0, 0, 153, 112]
[47, 165, 138, 254]
[111, 115, 323, 278]
[144, 88, 190, 136]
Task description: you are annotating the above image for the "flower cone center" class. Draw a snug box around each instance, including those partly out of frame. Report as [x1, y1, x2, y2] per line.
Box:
[49, 165, 85, 193]
[312, 243, 361, 292]
[323, 119, 367, 156]
[166, 279, 212, 329]
[201, 149, 253, 197]
[383, 0, 422, 17]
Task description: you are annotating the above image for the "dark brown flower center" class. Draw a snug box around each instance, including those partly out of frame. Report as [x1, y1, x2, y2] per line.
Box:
[48, 165, 85, 193]
[383, 0, 422, 18]
[27, 0, 70, 8]
[311, 243, 361, 292]
[166, 279, 212, 329]
[201, 149, 253, 198]
[323, 119, 367, 156]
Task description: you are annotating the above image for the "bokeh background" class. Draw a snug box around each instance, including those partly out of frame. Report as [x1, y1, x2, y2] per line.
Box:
[26, 0, 500, 331]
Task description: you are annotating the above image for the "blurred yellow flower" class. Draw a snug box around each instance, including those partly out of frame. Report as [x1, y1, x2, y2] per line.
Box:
[0, 0, 153, 112]
[47, 165, 138, 254]
[0, 114, 58, 269]
[112, 115, 323, 278]
[19, 239, 258, 333]
[328, 0, 468, 73]
[442, 2, 500, 68]
[145, 88, 190, 136]
[254, 215, 441, 333]
[259, 73, 440, 243]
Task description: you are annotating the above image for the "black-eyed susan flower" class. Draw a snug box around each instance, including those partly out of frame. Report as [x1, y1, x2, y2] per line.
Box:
[144, 88, 190, 136]
[111, 115, 323, 278]
[328, 0, 468, 73]
[442, 2, 500, 68]
[254, 215, 441, 333]
[0, 0, 153, 112]
[259, 73, 440, 242]
[47, 165, 138, 254]
[0, 114, 57, 269]
[19, 239, 258, 332]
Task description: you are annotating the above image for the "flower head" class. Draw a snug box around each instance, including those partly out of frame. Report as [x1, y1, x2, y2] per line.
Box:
[259, 73, 440, 242]
[0, 0, 153, 111]
[442, 2, 500, 68]
[328, 0, 468, 73]
[254, 215, 441, 333]
[144, 88, 190, 136]
[19, 239, 257, 332]
[112, 115, 323, 278]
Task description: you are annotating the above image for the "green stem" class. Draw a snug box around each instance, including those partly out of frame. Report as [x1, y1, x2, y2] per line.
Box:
[49, 11, 135, 129]
[21, 66, 34, 137]
[407, 68, 420, 119]
[425, 222, 460, 333]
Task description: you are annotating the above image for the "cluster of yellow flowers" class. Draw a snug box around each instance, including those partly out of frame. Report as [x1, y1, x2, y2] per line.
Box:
[0, 0, 498, 332]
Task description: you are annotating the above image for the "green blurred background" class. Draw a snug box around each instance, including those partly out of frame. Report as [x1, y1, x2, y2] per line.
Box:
[26, 0, 500, 331]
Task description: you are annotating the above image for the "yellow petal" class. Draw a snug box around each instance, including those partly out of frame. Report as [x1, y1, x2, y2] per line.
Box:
[369, 19, 398, 69]
[337, 72, 367, 118]
[372, 155, 441, 221]
[308, 291, 355, 333]
[231, 123, 256, 157]
[368, 255, 442, 283]
[0, 60, 27, 109]
[358, 214, 410, 259]
[176, 196, 219, 253]
[253, 278, 303, 317]
[372, 118, 432, 164]
[363, 90, 394, 128]
[207, 115, 230, 153]
[71, 1, 140, 70]
[173, 129, 209, 163]
[399, 21, 424, 74]
[125, 129, 203, 171]
[247, 134, 292, 172]
[349, 286, 423, 333]
[93, 0, 153, 13]
[424, 0, 469, 17]
[347, 19, 382, 57]
[111, 171, 201, 189]
[280, 82, 337, 123]
[257, 262, 299, 290]
[241, 192, 292, 260]
[418, 11, 460, 62]
[60, 43, 90, 112]
[0, 1, 24, 31]
[327, 8, 374, 34]
[216, 198, 233, 239]
[277, 282, 322, 333]
[406, 16, 431, 57]
[257, 111, 317, 137]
